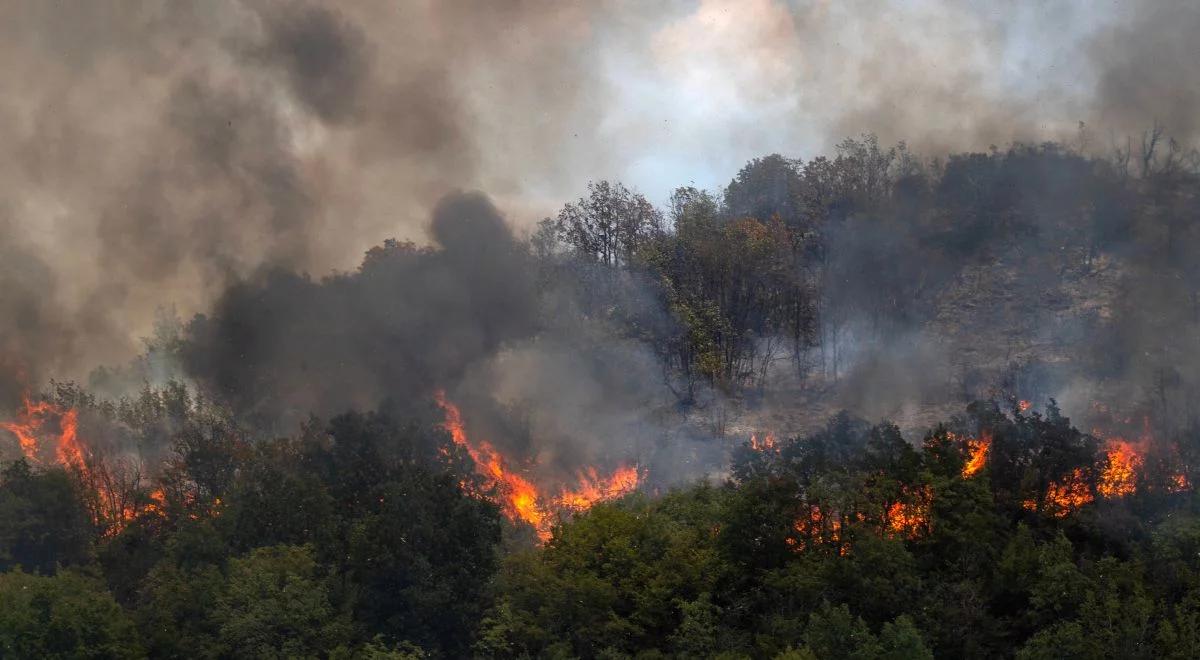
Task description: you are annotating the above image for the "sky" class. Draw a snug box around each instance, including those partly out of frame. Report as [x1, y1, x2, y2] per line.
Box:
[496, 0, 1115, 208]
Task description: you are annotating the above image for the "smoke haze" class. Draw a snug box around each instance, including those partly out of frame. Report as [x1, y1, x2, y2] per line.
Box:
[0, 0, 1197, 421]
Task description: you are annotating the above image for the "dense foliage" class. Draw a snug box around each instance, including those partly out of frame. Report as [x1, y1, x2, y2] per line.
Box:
[4, 392, 1200, 657]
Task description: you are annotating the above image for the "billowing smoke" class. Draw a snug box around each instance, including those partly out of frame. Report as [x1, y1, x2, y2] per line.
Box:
[0, 0, 597, 398]
[1, 0, 1199, 449]
[182, 192, 537, 427]
[181, 190, 715, 483]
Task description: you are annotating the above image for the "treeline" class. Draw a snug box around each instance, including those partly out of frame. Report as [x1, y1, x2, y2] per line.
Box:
[537, 134, 1200, 416]
[5, 387, 1200, 657]
[89, 134, 1200, 421]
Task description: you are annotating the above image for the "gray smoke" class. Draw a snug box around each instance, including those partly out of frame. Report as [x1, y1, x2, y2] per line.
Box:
[1, 0, 1198, 431]
[0, 0, 596, 400]
[181, 191, 537, 427]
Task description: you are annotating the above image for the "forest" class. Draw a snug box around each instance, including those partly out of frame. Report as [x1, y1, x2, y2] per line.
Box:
[4, 132, 1200, 659]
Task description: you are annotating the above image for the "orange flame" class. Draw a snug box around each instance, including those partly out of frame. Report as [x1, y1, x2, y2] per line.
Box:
[749, 432, 777, 452]
[788, 505, 857, 555]
[962, 431, 991, 478]
[144, 488, 167, 515]
[435, 390, 545, 531]
[2, 395, 84, 470]
[1, 394, 167, 534]
[434, 390, 639, 542]
[1097, 439, 1141, 498]
[3, 395, 120, 531]
[1090, 411, 1192, 496]
[557, 465, 641, 511]
[886, 486, 932, 539]
[2, 395, 62, 462]
[54, 408, 83, 471]
[1170, 472, 1190, 493]
[1023, 468, 1093, 517]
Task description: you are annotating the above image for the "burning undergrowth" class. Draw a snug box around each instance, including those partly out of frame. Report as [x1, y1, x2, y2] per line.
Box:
[435, 390, 640, 541]
[729, 401, 1196, 558]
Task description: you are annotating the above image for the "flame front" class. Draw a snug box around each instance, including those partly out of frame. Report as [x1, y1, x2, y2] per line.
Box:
[557, 465, 641, 511]
[1098, 439, 1141, 498]
[0, 394, 134, 533]
[962, 431, 991, 478]
[2, 395, 84, 471]
[2, 395, 61, 462]
[434, 390, 639, 542]
[1170, 472, 1190, 493]
[435, 390, 546, 531]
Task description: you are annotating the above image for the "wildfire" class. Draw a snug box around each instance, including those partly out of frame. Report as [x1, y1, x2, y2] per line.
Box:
[2, 395, 64, 462]
[1170, 472, 1190, 493]
[436, 389, 546, 532]
[1024, 468, 1093, 517]
[962, 431, 991, 478]
[54, 408, 83, 471]
[1, 393, 171, 535]
[749, 432, 777, 452]
[2, 395, 83, 469]
[3, 395, 115, 531]
[144, 488, 167, 515]
[557, 465, 641, 511]
[434, 390, 640, 542]
[886, 486, 932, 539]
[1097, 439, 1141, 498]
[790, 505, 848, 554]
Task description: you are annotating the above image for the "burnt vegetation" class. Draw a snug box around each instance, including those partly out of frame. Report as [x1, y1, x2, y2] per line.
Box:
[4, 133, 1200, 659]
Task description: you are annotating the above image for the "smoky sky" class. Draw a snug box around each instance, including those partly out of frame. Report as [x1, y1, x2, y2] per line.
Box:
[0, 0, 1198, 402]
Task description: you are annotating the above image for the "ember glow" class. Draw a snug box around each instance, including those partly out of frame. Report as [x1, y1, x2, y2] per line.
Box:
[886, 486, 932, 539]
[790, 505, 849, 555]
[1170, 473, 1190, 493]
[434, 390, 640, 541]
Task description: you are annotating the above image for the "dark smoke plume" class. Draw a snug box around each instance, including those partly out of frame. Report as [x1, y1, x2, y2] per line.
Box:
[182, 192, 537, 429]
